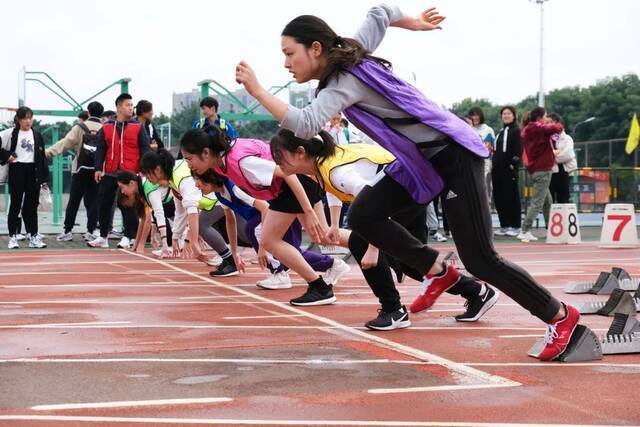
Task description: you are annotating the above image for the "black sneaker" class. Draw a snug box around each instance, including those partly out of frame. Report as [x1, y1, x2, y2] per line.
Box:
[455, 286, 499, 322]
[210, 256, 239, 277]
[365, 306, 411, 331]
[290, 285, 336, 306]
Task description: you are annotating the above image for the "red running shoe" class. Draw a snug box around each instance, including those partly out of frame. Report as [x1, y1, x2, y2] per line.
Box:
[539, 303, 580, 361]
[410, 263, 461, 313]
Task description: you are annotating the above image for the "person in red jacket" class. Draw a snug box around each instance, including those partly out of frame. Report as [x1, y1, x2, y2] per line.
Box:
[518, 106, 563, 242]
[89, 93, 150, 248]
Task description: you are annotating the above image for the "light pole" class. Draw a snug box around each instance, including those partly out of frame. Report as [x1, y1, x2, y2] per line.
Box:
[530, 0, 550, 107]
[572, 116, 596, 136]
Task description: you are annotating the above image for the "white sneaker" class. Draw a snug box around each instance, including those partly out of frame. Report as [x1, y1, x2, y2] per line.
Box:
[505, 228, 520, 237]
[207, 255, 223, 267]
[256, 271, 292, 290]
[517, 231, 538, 242]
[56, 232, 73, 242]
[83, 232, 97, 242]
[14, 233, 26, 242]
[117, 236, 131, 249]
[87, 236, 109, 248]
[8, 236, 19, 249]
[323, 258, 351, 285]
[28, 235, 47, 248]
[494, 228, 507, 236]
[108, 229, 123, 239]
[152, 247, 172, 258]
[430, 231, 448, 242]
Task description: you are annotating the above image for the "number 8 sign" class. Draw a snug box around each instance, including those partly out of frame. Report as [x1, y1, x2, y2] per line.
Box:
[546, 204, 581, 244]
[599, 204, 639, 248]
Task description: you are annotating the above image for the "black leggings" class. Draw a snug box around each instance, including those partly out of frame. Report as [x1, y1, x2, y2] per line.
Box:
[97, 175, 139, 239]
[7, 163, 40, 236]
[348, 204, 482, 312]
[348, 144, 561, 323]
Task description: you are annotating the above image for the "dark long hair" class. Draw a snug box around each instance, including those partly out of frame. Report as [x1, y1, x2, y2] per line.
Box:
[281, 15, 391, 92]
[192, 168, 227, 187]
[14, 106, 33, 127]
[180, 127, 231, 157]
[135, 100, 153, 116]
[139, 149, 175, 180]
[116, 171, 145, 218]
[270, 128, 338, 166]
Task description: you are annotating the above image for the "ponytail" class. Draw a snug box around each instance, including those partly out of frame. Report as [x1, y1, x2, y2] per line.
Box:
[180, 127, 231, 157]
[116, 171, 145, 219]
[140, 148, 175, 179]
[281, 15, 391, 93]
[270, 128, 338, 166]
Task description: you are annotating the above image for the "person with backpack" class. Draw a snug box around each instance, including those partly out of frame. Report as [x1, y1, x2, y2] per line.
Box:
[46, 101, 104, 242]
[192, 97, 238, 140]
[0, 107, 49, 249]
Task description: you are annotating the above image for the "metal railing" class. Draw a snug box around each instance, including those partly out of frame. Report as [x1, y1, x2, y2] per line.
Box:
[520, 167, 640, 213]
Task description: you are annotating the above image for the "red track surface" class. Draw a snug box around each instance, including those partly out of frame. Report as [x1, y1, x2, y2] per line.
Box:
[0, 243, 639, 426]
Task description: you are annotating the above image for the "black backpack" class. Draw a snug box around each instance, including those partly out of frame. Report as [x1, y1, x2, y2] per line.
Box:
[76, 122, 99, 170]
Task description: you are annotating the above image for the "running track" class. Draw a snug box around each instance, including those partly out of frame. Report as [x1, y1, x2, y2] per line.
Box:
[0, 242, 639, 426]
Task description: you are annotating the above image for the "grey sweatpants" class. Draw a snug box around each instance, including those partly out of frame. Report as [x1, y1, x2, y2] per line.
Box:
[199, 205, 229, 255]
[522, 171, 552, 232]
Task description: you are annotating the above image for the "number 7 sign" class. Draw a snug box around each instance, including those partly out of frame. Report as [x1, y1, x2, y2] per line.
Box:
[600, 204, 639, 248]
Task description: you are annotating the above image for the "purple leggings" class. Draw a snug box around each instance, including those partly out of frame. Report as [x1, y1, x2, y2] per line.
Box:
[244, 213, 334, 274]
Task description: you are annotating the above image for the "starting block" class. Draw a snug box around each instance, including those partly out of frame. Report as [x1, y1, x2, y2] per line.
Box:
[574, 288, 640, 315]
[564, 268, 639, 294]
[528, 302, 640, 362]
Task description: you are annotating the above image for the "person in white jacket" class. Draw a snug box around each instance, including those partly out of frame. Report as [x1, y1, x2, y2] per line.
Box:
[547, 114, 577, 203]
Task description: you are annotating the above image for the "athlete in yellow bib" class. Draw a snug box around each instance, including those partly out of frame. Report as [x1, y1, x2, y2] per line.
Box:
[269, 129, 496, 331]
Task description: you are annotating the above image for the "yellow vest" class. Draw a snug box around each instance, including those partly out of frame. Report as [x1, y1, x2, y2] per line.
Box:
[315, 144, 395, 202]
[170, 159, 217, 211]
[170, 159, 191, 193]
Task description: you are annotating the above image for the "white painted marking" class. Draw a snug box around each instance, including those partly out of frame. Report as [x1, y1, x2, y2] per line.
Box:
[0, 324, 607, 332]
[124, 251, 520, 390]
[0, 415, 625, 426]
[1, 281, 205, 288]
[0, 357, 427, 365]
[179, 295, 253, 300]
[31, 397, 232, 411]
[0, 321, 130, 328]
[467, 362, 640, 368]
[0, 270, 174, 276]
[368, 383, 518, 394]
[223, 314, 306, 320]
[499, 334, 544, 339]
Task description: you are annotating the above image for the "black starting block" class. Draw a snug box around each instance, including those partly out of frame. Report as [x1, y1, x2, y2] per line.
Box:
[564, 268, 639, 295]
[528, 304, 640, 362]
[574, 288, 640, 315]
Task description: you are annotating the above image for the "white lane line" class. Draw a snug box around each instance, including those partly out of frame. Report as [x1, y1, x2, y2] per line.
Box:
[31, 397, 232, 411]
[0, 415, 625, 426]
[179, 295, 253, 300]
[223, 314, 306, 320]
[368, 384, 518, 394]
[0, 321, 130, 328]
[0, 325, 325, 330]
[467, 362, 640, 368]
[0, 357, 429, 365]
[0, 324, 607, 332]
[124, 251, 521, 390]
[5, 358, 639, 369]
[0, 270, 175, 276]
[1, 281, 206, 288]
[499, 334, 544, 339]
[0, 300, 518, 306]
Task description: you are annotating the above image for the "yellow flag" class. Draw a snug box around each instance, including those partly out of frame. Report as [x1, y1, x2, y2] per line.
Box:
[625, 113, 640, 155]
